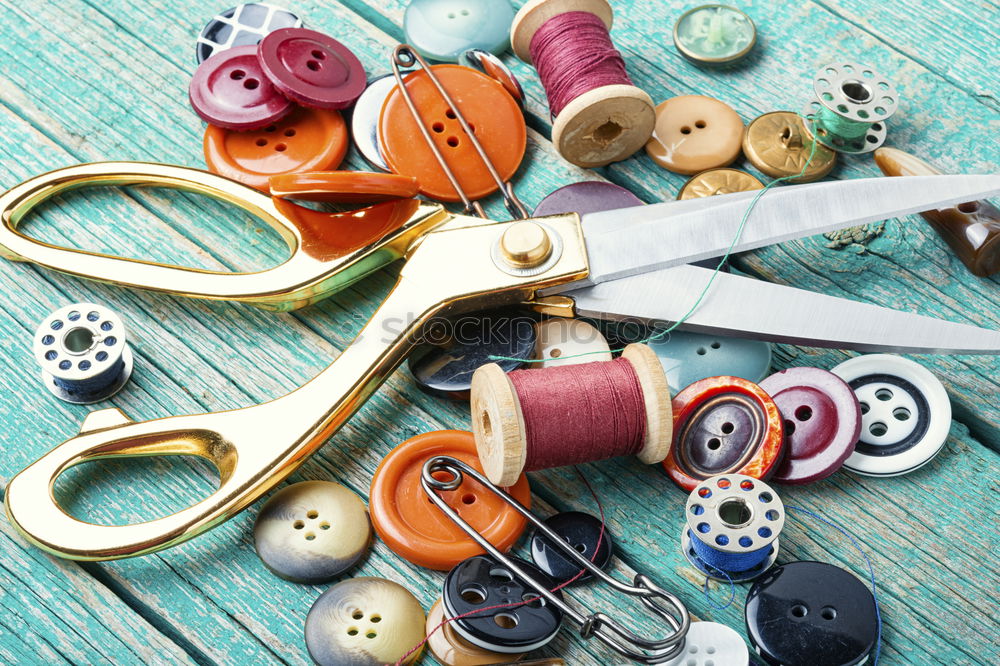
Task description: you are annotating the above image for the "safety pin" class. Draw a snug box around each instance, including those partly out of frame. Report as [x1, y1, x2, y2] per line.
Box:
[390, 45, 529, 221]
[421, 456, 691, 664]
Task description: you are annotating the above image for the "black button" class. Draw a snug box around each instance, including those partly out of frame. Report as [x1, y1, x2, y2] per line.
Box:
[443, 554, 563, 653]
[530, 511, 613, 585]
[408, 312, 536, 400]
[745, 561, 878, 666]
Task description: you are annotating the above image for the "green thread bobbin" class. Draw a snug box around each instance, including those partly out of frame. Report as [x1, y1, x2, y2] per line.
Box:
[802, 62, 898, 154]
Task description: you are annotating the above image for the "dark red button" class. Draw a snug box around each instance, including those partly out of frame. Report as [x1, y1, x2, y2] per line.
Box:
[664, 376, 785, 491]
[189, 45, 294, 130]
[258, 28, 366, 109]
[759, 367, 861, 485]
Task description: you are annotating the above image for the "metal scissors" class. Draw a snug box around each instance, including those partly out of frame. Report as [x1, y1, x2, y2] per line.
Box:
[2, 161, 998, 561]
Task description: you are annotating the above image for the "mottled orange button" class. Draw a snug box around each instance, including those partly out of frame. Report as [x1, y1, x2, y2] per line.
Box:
[645, 95, 744, 175]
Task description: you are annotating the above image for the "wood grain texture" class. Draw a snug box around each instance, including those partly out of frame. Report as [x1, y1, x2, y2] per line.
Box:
[0, 0, 996, 665]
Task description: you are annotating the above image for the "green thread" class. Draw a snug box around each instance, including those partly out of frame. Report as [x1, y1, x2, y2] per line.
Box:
[815, 105, 870, 140]
[490, 115, 821, 365]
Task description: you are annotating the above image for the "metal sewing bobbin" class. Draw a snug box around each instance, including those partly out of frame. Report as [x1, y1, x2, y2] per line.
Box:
[33, 303, 133, 404]
[801, 62, 898, 154]
[682, 474, 784, 583]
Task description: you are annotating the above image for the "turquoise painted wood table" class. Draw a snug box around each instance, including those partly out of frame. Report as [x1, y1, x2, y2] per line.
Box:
[0, 0, 997, 664]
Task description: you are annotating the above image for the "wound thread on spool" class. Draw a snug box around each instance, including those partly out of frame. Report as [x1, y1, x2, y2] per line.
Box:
[802, 61, 898, 154]
[511, 0, 655, 168]
[471, 343, 671, 486]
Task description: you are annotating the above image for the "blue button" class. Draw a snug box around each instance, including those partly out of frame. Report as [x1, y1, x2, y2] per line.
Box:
[404, 0, 515, 63]
[648, 331, 771, 391]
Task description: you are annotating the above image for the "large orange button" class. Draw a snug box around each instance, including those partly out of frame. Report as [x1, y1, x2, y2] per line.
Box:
[204, 106, 348, 191]
[378, 65, 525, 202]
[370, 430, 531, 571]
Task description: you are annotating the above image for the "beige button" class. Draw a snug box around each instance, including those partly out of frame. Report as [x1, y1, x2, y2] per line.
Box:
[426, 599, 521, 666]
[678, 168, 764, 200]
[742, 111, 836, 183]
[534, 319, 612, 367]
[645, 95, 744, 175]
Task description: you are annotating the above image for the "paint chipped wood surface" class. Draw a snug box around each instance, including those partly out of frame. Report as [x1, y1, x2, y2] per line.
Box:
[0, 1, 997, 664]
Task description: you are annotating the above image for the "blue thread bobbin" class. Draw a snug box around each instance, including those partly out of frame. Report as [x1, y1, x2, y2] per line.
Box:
[32, 303, 134, 404]
[682, 474, 784, 583]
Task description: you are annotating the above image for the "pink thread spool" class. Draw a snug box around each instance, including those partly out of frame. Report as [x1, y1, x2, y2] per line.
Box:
[471, 343, 672, 486]
[511, 0, 655, 168]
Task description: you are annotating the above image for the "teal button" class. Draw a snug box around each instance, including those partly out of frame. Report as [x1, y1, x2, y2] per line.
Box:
[404, 0, 515, 63]
[673, 4, 756, 65]
[648, 331, 771, 392]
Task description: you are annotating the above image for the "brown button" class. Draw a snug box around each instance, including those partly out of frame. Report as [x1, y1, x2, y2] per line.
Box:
[425, 599, 520, 666]
[678, 168, 764, 200]
[645, 95, 743, 175]
[742, 111, 836, 184]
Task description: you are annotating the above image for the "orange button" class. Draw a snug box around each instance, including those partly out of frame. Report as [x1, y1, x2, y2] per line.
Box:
[370, 430, 531, 571]
[269, 171, 420, 204]
[379, 65, 525, 202]
[204, 106, 348, 191]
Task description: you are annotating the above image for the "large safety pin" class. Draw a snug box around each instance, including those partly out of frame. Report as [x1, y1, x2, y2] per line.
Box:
[421, 456, 691, 664]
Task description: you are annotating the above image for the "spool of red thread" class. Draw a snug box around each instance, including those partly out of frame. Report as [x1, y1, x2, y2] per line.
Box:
[510, 0, 655, 168]
[471, 343, 672, 486]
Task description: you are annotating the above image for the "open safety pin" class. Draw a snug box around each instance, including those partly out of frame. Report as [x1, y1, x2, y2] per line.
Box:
[422, 456, 690, 664]
[3, 161, 999, 561]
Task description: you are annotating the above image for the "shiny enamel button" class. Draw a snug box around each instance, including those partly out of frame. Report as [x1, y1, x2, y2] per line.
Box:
[645, 95, 744, 175]
[760, 367, 861, 485]
[534, 319, 611, 367]
[459, 49, 525, 108]
[404, 0, 515, 63]
[253, 481, 371, 584]
[189, 45, 294, 130]
[379, 65, 525, 202]
[745, 561, 878, 666]
[426, 599, 519, 666]
[369, 431, 531, 571]
[662, 621, 749, 665]
[305, 577, 426, 666]
[831, 354, 951, 477]
[648, 331, 771, 392]
[351, 74, 397, 171]
[443, 554, 563, 653]
[269, 171, 420, 203]
[258, 28, 367, 109]
[673, 5, 756, 65]
[533, 181, 643, 217]
[743, 111, 837, 183]
[204, 107, 348, 191]
[196, 3, 302, 63]
[529, 511, 613, 585]
[664, 376, 785, 491]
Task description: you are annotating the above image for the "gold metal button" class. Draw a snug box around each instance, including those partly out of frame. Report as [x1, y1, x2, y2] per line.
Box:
[742, 111, 836, 183]
[500, 221, 552, 269]
[678, 168, 764, 200]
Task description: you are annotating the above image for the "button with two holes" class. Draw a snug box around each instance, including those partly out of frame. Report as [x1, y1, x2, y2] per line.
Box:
[305, 577, 426, 666]
[258, 28, 367, 109]
[443, 554, 563, 653]
[661, 620, 749, 665]
[664, 376, 785, 491]
[189, 45, 294, 131]
[529, 511, 613, 585]
[745, 561, 878, 666]
[648, 331, 772, 392]
[645, 95, 744, 175]
[404, 0, 516, 63]
[831, 354, 951, 476]
[253, 480, 371, 584]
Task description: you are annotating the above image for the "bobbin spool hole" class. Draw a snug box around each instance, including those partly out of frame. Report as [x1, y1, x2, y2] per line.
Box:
[717, 497, 753, 528]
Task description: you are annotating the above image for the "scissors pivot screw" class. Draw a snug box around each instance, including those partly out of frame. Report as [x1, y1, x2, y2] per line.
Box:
[500, 221, 553, 269]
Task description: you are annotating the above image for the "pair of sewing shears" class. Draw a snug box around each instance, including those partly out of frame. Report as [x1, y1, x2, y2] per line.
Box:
[1, 162, 997, 560]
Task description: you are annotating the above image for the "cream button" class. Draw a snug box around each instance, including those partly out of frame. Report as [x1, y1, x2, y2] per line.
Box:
[645, 95, 743, 174]
[534, 319, 612, 367]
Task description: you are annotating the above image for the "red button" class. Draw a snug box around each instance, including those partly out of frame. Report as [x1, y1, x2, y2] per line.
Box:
[258, 28, 366, 109]
[189, 45, 293, 131]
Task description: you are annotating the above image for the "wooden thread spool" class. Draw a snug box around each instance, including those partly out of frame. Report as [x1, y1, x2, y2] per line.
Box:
[511, 0, 656, 168]
[471, 343, 672, 486]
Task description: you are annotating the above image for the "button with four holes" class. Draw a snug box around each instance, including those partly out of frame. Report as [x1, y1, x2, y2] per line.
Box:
[443, 554, 563, 653]
[664, 376, 786, 491]
[305, 577, 426, 666]
[831, 354, 951, 476]
[258, 28, 367, 109]
[253, 480, 371, 584]
[404, 0, 515, 63]
[662, 621, 749, 666]
[379, 65, 525, 202]
[529, 511, 613, 585]
[196, 3, 303, 63]
[426, 598, 520, 665]
[745, 561, 878, 666]
[189, 45, 294, 130]
[760, 367, 861, 485]
[648, 331, 772, 392]
[370, 431, 532, 571]
[204, 106, 348, 191]
[645, 95, 744, 175]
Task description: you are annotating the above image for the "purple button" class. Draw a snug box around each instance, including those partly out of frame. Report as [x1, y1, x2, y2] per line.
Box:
[533, 181, 643, 217]
[759, 366, 861, 485]
[189, 45, 294, 130]
[258, 28, 366, 109]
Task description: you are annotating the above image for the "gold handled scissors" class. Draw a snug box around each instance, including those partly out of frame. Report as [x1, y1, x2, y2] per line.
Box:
[2, 161, 998, 560]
